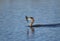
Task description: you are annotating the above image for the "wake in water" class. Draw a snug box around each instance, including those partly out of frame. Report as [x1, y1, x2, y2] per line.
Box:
[27, 23, 60, 27]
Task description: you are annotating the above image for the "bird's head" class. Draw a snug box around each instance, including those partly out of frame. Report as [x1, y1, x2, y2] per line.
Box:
[25, 16, 28, 22]
[25, 16, 34, 23]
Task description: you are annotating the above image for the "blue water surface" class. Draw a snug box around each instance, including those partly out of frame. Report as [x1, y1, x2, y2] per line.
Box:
[0, 0, 60, 41]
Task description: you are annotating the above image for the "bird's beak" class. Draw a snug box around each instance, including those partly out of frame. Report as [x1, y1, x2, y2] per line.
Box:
[25, 16, 28, 22]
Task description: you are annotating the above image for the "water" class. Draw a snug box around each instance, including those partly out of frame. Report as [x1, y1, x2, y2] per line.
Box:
[0, 0, 60, 41]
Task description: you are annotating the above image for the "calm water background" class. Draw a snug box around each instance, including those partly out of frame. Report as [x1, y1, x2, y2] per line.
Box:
[0, 0, 60, 41]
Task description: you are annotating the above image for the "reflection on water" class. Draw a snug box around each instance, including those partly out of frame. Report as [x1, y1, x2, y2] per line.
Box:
[26, 23, 60, 41]
[27, 28, 35, 41]
[26, 26, 60, 41]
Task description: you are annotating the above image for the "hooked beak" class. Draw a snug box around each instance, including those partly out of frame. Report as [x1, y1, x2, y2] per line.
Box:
[25, 16, 28, 22]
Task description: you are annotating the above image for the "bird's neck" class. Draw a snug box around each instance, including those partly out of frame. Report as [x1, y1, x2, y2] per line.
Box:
[29, 19, 34, 27]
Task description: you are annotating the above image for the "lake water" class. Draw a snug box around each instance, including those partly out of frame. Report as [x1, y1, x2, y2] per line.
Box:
[0, 0, 60, 41]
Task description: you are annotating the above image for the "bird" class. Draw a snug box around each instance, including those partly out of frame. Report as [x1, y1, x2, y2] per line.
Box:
[25, 16, 34, 32]
[25, 16, 34, 27]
